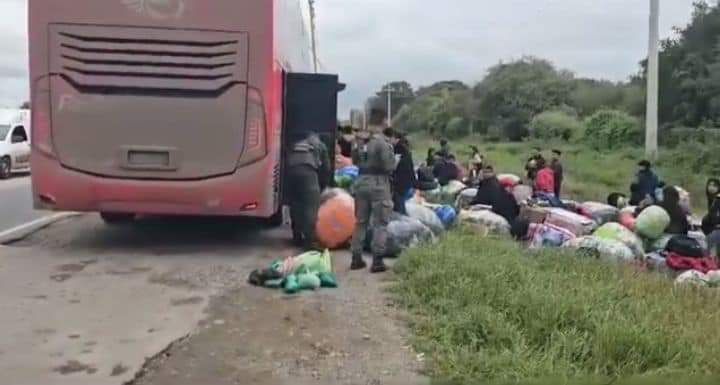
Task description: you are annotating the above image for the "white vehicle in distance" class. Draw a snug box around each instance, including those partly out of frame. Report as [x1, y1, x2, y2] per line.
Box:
[0, 108, 31, 179]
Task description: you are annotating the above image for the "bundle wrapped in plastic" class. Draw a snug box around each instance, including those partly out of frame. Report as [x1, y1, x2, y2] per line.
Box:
[386, 215, 435, 256]
[498, 174, 521, 187]
[316, 189, 356, 249]
[406, 202, 445, 235]
[635, 206, 671, 240]
[513, 185, 534, 204]
[455, 188, 478, 210]
[419, 187, 443, 204]
[434, 205, 457, 228]
[545, 208, 597, 236]
[580, 202, 619, 226]
[334, 166, 359, 190]
[458, 209, 511, 236]
[563, 236, 635, 264]
[527, 223, 576, 248]
[439, 180, 467, 205]
[593, 222, 645, 259]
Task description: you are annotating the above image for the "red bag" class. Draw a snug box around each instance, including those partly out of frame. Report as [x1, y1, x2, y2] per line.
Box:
[666, 252, 718, 274]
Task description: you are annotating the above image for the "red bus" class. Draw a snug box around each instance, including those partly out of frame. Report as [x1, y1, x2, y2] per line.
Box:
[28, 0, 340, 223]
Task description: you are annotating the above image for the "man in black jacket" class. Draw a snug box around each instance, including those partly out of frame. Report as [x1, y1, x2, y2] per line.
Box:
[391, 131, 416, 215]
[472, 166, 519, 224]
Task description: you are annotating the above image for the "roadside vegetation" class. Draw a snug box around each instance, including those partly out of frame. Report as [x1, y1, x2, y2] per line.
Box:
[379, 3, 720, 383]
[393, 230, 720, 383]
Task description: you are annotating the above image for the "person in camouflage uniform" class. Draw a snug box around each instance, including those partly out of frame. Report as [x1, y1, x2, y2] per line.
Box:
[350, 127, 397, 273]
[286, 131, 330, 250]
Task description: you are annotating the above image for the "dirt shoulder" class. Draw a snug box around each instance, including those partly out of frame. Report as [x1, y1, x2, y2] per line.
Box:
[133, 263, 426, 385]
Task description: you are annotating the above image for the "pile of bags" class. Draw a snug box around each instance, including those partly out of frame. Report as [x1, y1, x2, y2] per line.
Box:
[248, 250, 338, 294]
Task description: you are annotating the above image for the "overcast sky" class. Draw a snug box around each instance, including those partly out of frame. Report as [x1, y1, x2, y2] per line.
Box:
[0, 0, 698, 117]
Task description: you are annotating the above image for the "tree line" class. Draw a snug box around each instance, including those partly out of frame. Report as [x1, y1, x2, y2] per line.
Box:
[365, 0, 720, 148]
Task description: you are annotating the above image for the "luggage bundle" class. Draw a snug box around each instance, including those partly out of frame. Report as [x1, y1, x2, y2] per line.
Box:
[455, 188, 478, 210]
[579, 202, 619, 226]
[406, 202, 446, 236]
[563, 236, 636, 264]
[316, 189, 356, 249]
[527, 223, 576, 249]
[545, 208, 597, 237]
[593, 222, 645, 259]
[458, 208, 511, 236]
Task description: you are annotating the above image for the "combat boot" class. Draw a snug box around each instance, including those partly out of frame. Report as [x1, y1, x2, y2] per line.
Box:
[370, 255, 387, 273]
[350, 253, 367, 270]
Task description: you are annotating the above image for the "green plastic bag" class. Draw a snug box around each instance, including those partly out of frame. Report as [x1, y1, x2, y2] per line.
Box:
[635, 206, 671, 240]
[283, 274, 300, 294]
[318, 272, 339, 288]
[594, 222, 644, 259]
[294, 250, 333, 275]
[297, 273, 321, 291]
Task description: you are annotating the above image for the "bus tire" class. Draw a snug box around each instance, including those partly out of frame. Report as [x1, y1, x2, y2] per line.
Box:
[0, 156, 11, 179]
[100, 212, 136, 225]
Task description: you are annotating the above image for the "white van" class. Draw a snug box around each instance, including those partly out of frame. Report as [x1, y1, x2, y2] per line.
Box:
[0, 109, 31, 179]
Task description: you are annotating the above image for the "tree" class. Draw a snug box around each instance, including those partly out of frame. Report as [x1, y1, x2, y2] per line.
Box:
[474, 57, 575, 140]
[19, 101, 29, 109]
[369, 81, 416, 124]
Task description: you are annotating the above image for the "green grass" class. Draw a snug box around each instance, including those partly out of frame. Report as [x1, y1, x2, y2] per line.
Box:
[411, 136, 711, 212]
[393, 230, 720, 383]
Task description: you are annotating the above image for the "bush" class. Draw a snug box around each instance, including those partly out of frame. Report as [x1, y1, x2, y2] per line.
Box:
[394, 231, 720, 383]
[583, 109, 641, 150]
[529, 110, 582, 141]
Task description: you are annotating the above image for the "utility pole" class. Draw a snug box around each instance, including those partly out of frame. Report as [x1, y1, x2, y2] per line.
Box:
[308, 0, 319, 73]
[386, 86, 393, 127]
[645, 0, 660, 160]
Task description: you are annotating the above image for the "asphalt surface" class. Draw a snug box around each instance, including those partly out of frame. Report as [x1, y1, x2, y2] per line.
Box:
[0, 175, 48, 233]
[0, 214, 425, 385]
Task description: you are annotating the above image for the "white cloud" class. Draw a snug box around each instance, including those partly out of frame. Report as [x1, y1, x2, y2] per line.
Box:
[0, 0, 697, 116]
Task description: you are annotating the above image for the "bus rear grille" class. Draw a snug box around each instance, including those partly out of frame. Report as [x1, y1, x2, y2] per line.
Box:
[50, 25, 248, 93]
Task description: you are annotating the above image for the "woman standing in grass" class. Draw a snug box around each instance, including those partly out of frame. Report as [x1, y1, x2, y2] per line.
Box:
[703, 178, 720, 257]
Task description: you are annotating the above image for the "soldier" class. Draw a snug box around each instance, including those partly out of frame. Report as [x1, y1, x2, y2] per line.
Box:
[350, 126, 396, 273]
[286, 131, 330, 250]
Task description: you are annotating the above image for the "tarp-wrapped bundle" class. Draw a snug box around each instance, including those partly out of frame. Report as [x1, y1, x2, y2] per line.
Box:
[498, 174, 521, 187]
[545, 208, 597, 236]
[386, 215, 435, 256]
[439, 181, 467, 205]
[593, 222, 645, 259]
[580, 202, 619, 226]
[248, 250, 338, 294]
[334, 166, 359, 190]
[527, 223, 576, 248]
[434, 205, 458, 228]
[406, 202, 445, 235]
[520, 205, 550, 224]
[456, 188, 478, 210]
[563, 236, 636, 264]
[316, 189, 356, 249]
[513, 185, 534, 205]
[458, 209, 511, 236]
[635, 206, 671, 240]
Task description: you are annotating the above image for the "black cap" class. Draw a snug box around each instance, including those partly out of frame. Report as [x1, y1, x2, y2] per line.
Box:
[552, 149, 562, 155]
[638, 160, 651, 168]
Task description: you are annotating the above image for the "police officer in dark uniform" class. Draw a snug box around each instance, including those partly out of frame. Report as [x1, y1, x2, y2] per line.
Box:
[286, 131, 330, 250]
[350, 127, 396, 273]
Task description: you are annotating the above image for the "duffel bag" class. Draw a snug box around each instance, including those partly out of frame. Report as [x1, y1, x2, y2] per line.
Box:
[666, 235, 706, 258]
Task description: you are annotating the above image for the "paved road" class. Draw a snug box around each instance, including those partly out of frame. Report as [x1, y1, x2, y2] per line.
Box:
[0, 175, 48, 233]
[0, 215, 425, 385]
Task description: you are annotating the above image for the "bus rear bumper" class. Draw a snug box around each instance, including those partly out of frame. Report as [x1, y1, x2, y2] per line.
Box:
[31, 154, 278, 218]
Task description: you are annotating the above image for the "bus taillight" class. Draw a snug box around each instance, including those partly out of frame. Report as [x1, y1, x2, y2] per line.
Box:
[239, 87, 268, 166]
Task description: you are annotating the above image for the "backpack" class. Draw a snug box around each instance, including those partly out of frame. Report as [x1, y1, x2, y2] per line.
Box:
[666, 235, 705, 258]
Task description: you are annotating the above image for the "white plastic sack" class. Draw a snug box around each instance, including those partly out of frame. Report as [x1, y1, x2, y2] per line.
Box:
[513, 185, 533, 204]
[594, 222, 645, 259]
[455, 188, 478, 210]
[675, 270, 709, 287]
[563, 236, 636, 264]
[386, 216, 435, 255]
[440, 181, 467, 205]
[406, 202, 445, 235]
[459, 209, 511, 235]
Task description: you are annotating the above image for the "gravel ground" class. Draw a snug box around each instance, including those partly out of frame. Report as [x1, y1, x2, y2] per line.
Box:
[7, 214, 427, 385]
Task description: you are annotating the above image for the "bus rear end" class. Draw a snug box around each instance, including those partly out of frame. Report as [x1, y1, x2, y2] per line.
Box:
[29, 0, 281, 218]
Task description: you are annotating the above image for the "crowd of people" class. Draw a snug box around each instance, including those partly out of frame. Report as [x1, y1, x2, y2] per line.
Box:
[287, 125, 720, 274]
